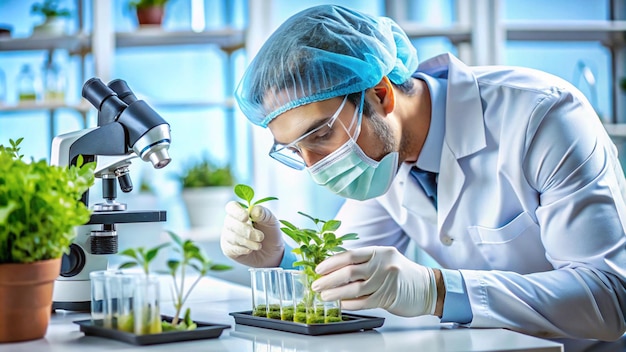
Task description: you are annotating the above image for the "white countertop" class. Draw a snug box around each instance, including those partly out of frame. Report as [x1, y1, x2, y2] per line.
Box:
[0, 275, 564, 352]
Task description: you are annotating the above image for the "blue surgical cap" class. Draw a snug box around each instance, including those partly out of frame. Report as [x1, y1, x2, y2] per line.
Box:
[235, 5, 418, 128]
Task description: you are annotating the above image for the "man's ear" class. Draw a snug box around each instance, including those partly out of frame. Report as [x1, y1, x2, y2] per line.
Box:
[372, 76, 395, 114]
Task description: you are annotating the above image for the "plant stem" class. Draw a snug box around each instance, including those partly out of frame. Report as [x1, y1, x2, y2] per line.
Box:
[180, 276, 203, 308]
[171, 260, 187, 326]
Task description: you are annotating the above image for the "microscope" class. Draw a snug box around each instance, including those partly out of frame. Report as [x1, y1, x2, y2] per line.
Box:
[50, 78, 171, 311]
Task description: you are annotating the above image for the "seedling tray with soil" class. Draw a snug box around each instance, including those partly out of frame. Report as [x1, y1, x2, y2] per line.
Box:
[74, 315, 230, 345]
[229, 310, 384, 336]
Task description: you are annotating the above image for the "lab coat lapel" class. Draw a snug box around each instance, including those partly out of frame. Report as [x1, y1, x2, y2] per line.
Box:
[419, 53, 486, 234]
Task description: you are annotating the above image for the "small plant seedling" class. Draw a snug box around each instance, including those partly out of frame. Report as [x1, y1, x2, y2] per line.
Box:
[119, 231, 232, 331]
[119, 243, 169, 275]
[234, 184, 278, 219]
[164, 231, 232, 328]
[280, 212, 358, 323]
[279, 212, 359, 280]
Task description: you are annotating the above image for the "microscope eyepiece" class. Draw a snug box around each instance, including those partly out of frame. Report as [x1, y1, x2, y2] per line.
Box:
[82, 78, 128, 126]
[108, 79, 138, 104]
[82, 78, 118, 111]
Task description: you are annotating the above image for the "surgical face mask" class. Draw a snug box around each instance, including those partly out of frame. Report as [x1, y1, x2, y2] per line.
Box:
[308, 138, 399, 200]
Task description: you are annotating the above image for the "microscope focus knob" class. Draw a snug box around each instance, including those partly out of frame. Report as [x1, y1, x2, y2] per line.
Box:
[91, 229, 118, 255]
[60, 244, 86, 277]
[118, 173, 133, 193]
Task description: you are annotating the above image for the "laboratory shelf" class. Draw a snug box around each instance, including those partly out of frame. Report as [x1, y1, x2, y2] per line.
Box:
[0, 33, 89, 52]
[0, 101, 91, 113]
[150, 98, 236, 111]
[396, 22, 472, 44]
[505, 20, 626, 43]
[115, 28, 245, 51]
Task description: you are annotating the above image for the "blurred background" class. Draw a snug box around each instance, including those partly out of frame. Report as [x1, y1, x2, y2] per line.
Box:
[0, 0, 622, 285]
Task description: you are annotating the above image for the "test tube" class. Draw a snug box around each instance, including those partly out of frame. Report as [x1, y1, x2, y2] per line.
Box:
[103, 271, 138, 332]
[291, 270, 341, 324]
[279, 269, 299, 321]
[133, 275, 162, 335]
[265, 268, 282, 319]
[89, 270, 107, 325]
[250, 268, 268, 317]
[291, 271, 307, 323]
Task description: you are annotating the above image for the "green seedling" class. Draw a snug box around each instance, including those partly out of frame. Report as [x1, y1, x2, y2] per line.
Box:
[119, 231, 232, 331]
[165, 231, 232, 327]
[280, 212, 359, 279]
[234, 183, 278, 220]
[279, 212, 359, 323]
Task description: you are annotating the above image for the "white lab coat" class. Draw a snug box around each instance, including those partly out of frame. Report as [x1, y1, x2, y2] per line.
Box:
[335, 53, 626, 340]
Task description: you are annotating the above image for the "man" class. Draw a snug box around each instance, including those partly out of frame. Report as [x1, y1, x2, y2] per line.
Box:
[221, 4, 626, 341]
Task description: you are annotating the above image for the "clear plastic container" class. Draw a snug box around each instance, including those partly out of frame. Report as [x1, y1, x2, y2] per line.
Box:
[90, 270, 162, 334]
[132, 275, 162, 335]
[265, 268, 282, 319]
[103, 271, 137, 332]
[250, 268, 267, 317]
[279, 269, 299, 321]
[249, 267, 282, 319]
[42, 61, 66, 102]
[89, 271, 107, 324]
[16, 64, 40, 102]
[249, 268, 341, 324]
[291, 271, 341, 324]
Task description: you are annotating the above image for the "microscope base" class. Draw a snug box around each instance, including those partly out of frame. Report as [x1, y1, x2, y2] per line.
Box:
[52, 300, 90, 312]
[52, 279, 92, 312]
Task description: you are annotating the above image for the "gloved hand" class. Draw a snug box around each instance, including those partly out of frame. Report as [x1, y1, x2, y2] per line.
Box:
[311, 246, 437, 317]
[220, 201, 284, 267]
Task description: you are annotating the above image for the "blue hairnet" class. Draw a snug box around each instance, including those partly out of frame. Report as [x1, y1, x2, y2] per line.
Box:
[235, 5, 418, 128]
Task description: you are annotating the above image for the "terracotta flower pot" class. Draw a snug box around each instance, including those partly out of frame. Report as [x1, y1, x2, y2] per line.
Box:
[136, 6, 165, 27]
[0, 258, 61, 342]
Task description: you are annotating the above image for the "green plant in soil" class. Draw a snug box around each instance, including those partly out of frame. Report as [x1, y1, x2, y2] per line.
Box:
[252, 304, 267, 317]
[0, 137, 95, 264]
[119, 231, 232, 332]
[266, 304, 281, 319]
[31, 0, 71, 19]
[279, 212, 359, 324]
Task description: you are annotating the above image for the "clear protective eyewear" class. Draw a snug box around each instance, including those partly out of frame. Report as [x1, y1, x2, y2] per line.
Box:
[269, 93, 363, 170]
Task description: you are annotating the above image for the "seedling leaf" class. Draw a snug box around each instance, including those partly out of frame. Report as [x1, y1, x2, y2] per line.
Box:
[254, 196, 279, 205]
[234, 184, 254, 203]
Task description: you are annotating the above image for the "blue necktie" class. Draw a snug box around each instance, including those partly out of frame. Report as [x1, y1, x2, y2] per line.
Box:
[410, 167, 438, 207]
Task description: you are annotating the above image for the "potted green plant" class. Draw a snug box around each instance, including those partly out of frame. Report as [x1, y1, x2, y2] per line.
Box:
[177, 156, 235, 230]
[0, 137, 95, 342]
[31, 0, 71, 36]
[118, 230, 232, 334]
[129, 0, 171, 27]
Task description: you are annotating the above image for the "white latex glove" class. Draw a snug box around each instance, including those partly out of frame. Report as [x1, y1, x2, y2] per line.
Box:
[311, 246, 437, 317]
[220, 201, 284, 267]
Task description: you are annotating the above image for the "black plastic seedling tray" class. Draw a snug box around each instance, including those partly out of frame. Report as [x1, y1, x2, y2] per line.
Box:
[74, 315, 230, 345]
[229, 310, 384, 336]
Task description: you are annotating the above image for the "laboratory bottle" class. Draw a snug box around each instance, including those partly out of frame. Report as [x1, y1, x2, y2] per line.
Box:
[0, 68, 6, 105]
[16, 64, 40, 102]
[43, 60, 66, 102]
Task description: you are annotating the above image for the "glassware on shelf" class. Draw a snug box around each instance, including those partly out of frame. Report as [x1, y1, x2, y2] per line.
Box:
[16, 64, 40, 103]
[42, 60, 66, 102]
[0, 68, 6, 105]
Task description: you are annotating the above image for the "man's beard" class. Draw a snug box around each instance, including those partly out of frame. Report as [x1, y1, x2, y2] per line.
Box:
[367, 111, 397, 161]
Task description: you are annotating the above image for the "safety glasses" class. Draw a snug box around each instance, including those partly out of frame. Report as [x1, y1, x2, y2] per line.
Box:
[269, 93, 363, 170]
